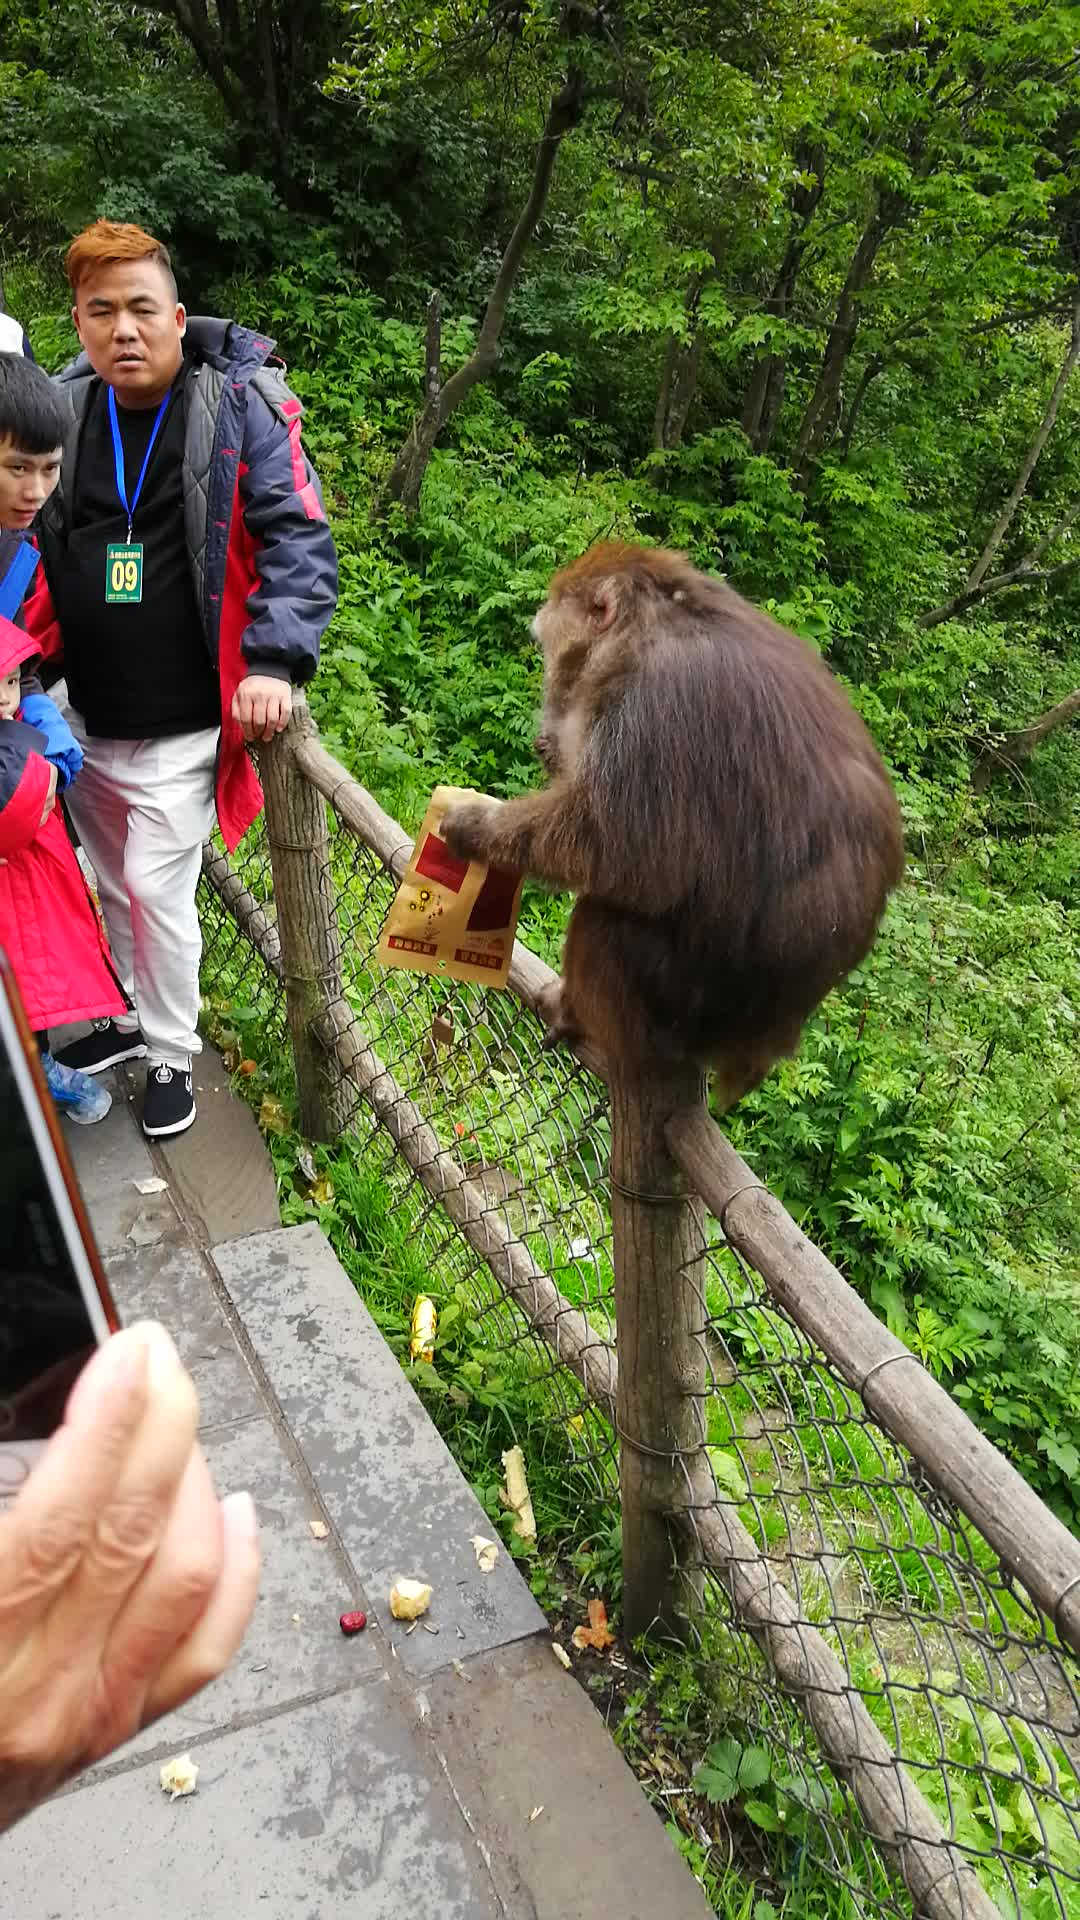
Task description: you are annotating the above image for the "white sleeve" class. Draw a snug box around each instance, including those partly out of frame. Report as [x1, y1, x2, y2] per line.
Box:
[0, 314, 27, 354]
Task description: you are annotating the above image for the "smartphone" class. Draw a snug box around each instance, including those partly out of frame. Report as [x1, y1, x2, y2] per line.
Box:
[0, 949, 119, 1508]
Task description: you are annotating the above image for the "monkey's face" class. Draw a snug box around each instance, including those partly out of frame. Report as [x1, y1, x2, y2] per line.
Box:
[532, 591, 599, 700]
[531, 588, 616, 781]
[532, 596, 587, 770]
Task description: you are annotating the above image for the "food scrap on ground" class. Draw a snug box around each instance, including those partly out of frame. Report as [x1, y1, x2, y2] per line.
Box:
[572, 1598, 615, 1652]
[471, 1534, 499, 1573]
[339, 1610, 367, 1636]
[500, 1445, 537, 1542]
[390, 1578, 433, 1621]
[309, 1519, 329, 1539]
[159, 1753, 199, 1800]
[410, 1295, 437, 1362]
[552, 1641, 572, 1670]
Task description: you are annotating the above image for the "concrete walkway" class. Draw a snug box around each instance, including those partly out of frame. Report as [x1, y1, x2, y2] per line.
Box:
[2, 1049, 711, 1920]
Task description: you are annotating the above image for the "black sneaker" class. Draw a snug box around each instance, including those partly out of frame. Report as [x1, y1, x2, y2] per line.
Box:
[143, 1063, 196, 1138]
[57, 1019, 147, 1075]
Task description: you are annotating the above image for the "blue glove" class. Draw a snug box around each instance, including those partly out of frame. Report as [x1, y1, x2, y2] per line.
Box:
[18, 693, 84, 792]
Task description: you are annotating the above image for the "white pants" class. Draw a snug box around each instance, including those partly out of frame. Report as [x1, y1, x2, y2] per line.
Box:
[65, 713, 218, 1067]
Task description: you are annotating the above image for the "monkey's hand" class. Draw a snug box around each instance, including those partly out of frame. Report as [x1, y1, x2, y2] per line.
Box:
[534, 731, 560, 775]
[441, 798, 503, 863]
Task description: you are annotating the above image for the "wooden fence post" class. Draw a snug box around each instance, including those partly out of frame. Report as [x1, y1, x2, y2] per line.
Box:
[258, 697, 350, 1142]
[610, 1064, 708, 1642]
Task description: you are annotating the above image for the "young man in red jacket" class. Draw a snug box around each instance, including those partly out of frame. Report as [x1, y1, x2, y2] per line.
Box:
[24, 220, 338, 1138]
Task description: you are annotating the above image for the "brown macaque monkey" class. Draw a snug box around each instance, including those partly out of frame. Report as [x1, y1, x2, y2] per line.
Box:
[441, 544, 904, 1106]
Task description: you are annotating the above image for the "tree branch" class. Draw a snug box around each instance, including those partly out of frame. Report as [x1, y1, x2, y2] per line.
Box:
[385, 68, 587, 510]
[972, 689, 1080, 791]
[132, 0, 251, 122]
[921, 552, 1080, 629]
[965, 289, 1080, 590]
[1025, 495, 1080, 569]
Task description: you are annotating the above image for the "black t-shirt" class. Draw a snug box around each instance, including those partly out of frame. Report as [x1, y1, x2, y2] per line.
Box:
[52, 367, 220, 738]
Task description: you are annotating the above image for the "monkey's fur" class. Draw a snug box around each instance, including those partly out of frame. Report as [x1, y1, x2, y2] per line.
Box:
[442, 544, 904, 1105]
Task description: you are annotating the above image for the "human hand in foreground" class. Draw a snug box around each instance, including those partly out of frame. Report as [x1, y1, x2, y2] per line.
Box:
[0, 1322, 259, 1834]
[231, 675, 293, 744]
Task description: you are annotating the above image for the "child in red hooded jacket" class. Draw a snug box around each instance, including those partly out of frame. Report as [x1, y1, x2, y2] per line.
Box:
[0, 349, 125, 1123]
[0, 612, 125, 1122]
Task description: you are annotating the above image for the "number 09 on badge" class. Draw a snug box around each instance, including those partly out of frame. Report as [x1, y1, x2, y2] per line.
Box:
[105, 544, 144, 604]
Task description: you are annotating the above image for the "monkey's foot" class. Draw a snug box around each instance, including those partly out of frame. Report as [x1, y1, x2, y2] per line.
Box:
[540, 1024, 571, 1052]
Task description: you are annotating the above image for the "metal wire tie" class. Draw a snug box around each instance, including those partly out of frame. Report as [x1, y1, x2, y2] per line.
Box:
[610, 1174, 689, 1205]
[859, 1352, 913, 1398]
[614, 1419, 708, 1462]
[1054, 1571, 1080, 1640]
[718, 1180, 766, 1227]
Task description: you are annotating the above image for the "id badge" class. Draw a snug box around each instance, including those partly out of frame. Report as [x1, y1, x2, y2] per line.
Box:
[105, 543, 143, 604]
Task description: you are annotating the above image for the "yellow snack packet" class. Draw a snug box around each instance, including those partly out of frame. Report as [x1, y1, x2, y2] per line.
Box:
[376, 785, 524, 989]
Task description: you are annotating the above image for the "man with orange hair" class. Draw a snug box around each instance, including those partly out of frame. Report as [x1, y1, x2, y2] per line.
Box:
[22, 220, 337, 1138]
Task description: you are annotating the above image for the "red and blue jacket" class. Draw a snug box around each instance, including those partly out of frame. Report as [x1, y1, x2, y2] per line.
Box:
[22, 317, 338, 850]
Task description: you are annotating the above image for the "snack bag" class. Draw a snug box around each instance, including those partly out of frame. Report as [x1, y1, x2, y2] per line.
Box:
[376, 786, 524, 988]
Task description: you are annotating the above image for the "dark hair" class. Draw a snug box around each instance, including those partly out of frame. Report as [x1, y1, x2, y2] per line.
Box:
[0, 353, 68, 455]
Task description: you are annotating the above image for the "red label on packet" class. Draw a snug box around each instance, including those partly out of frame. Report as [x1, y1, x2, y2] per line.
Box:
[415, 834, 471, 894]
[466, 864, 520, 933]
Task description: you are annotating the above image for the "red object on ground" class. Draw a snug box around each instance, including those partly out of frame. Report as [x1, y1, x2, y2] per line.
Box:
[339, 1610, 367, 1636]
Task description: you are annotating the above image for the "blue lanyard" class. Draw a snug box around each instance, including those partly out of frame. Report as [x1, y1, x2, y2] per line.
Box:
[0, 537, 40, 621]
[107, 386, 170, 541]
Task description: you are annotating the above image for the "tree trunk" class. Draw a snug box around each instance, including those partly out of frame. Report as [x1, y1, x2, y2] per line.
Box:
[792, 193, 900, 483]
[136, 0, 326, 204]
[740, 143, 825, 456]
[837, 353, 883, 460]
[385, 69, 586, 512]
[965, 290, 1080, 590]
[971, 689, 1080, 791]
[740, 254, 797, 455]
[663, 333, 705, 450]
[653, 274, 706, 453]
[652, 332, 680, 453]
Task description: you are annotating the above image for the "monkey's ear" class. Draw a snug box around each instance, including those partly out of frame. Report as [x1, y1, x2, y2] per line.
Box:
[588, 581, 618, 632]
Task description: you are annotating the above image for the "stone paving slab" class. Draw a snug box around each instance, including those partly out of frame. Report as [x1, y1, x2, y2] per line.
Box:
[140, 1047, 282, 1246]
[6, 1683, 502, 1920]
[103, 1238, 262, 1429]
[82, 1414, 379, 1781]
[63, 1087, 182, 1259]
[420, 1638, 713, 1920]
[213, 1223, 548, 1677]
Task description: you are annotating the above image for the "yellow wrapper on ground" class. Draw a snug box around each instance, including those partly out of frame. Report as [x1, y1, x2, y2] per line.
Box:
[410, 1294, 437, 1362]
[375, 786, 523, 989]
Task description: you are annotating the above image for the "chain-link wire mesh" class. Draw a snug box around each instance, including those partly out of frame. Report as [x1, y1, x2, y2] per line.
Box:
[676, 1230, 1080, 1917]
[199, 788, 1080, 1920]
